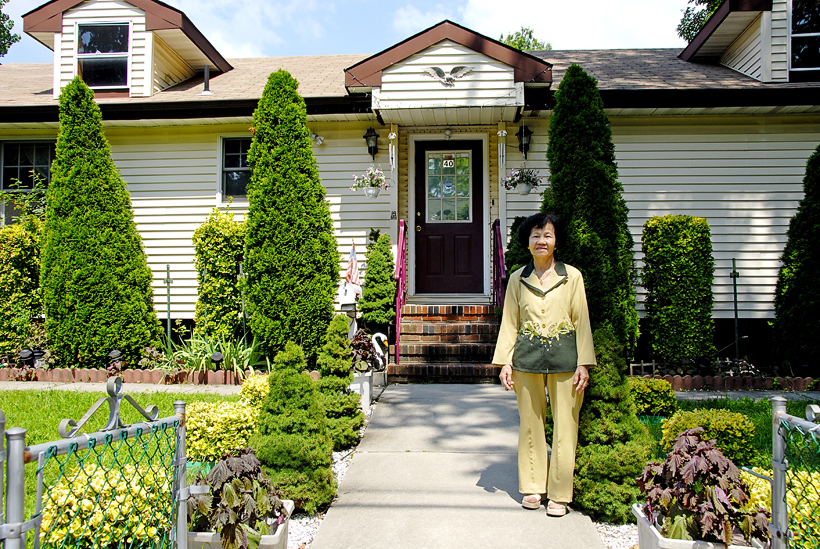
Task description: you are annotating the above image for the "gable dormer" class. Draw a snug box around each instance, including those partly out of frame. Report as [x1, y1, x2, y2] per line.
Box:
[23, 0, 232, 99]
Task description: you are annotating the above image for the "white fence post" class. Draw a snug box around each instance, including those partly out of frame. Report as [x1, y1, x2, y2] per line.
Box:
[175, 400, 188, 549]
[4, 427, 27, 549]
[771, 396, 788, 549]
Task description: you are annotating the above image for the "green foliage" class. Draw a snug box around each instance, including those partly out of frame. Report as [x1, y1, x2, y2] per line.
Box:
[239, 373, 270, 408]
[0, 171, 48, 221]
[499, 26, 551, 51]
[628, 377, 677, 416]
[186, 401, 259, 461]
[677, 0, 722, 42]
[661, 409, 756, 466]
[316, 314, 365, 450]
[0, 0, 20, 57]
[245, 70, 339, 361]
[504, 216, 531, 278]
[542, 64, 639, 355]
[41, 77, 159, 368]
[0, 216, 43, 357]
[546, 329, 651, 523]
[774, 141, 820, 371]
[192, 208, 246, 340]
[359, 233, 396, 325]
[251, 342, 336, 513]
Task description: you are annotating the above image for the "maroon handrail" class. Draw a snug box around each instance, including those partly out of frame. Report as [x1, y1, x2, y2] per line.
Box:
[492, 219, 507, 311]
[394, 219, 408, 366]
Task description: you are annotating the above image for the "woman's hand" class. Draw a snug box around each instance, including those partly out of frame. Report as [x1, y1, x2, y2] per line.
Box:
[572, 365, 590, 393]
[499, 365, 514, 391]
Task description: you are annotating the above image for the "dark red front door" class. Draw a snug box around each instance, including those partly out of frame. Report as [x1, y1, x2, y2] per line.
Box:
[415, 140, 484, 294]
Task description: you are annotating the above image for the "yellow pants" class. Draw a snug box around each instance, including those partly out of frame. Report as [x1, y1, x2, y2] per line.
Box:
[512, 369, 584, 502]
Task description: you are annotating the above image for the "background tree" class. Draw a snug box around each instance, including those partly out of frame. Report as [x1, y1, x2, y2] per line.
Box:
[41, 77, 159, 367]
[0, 0, 20, 57]
[542, 64, 639, 354]
[245, 70, 339, 360]
[677, 0, 722, 42]
[773, 141, 820, 373]
[504, 216, 531, 278]
[358, 232, 396, 328]
[499, 26, 551, 51]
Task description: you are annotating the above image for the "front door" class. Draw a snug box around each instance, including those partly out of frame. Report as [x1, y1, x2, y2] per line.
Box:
[414, 140, 484, 294]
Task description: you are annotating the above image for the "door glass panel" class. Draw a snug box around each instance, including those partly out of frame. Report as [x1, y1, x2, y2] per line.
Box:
[428, 157, 441, 175]
[456, 156, 469, 174]
[442, 177, 455, 197]
[441, 198, 455, 221]
[456, 176, 469, 197]
[428, 177, 441, 197]
[426, 151, 471, 223]
[442, 154, 456, 175]
[457, 201, 470, 221]
[428, 199, 441, 221]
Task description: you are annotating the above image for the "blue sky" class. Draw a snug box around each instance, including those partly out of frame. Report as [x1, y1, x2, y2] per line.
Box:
[2, 0, 689, 64]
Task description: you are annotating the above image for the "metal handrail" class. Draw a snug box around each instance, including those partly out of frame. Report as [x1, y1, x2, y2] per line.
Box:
[492, 219, 507, 311]
[394, 219, 408, 366]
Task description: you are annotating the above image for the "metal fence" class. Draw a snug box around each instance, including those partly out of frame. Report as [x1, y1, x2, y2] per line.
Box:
[0, 377, 190, 549]
[772, 397, 820, 549]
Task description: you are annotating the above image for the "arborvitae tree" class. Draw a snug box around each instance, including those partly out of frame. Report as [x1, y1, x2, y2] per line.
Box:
[543, 64, 639, 355]
[41, 77, 158, 367]
[358, 233, 396, 326]
[316, 313, 365, 450]
[504, 216, 530, 278]
[245, 70, 339, 360]
[774, 142, 820, 372]
[192, 208, 246, 340]
[0, 216, 42, 357]
[545, 329, 651, 523]
[252, 342, 336, 513]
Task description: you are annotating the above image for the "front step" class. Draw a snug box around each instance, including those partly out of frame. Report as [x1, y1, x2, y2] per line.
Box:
[387, 363, 501, 383]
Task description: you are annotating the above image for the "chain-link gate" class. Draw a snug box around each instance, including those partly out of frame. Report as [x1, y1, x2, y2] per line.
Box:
[0, 377, 190, 549]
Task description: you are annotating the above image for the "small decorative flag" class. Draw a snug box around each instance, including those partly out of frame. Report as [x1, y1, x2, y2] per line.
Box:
[346, 243, 360, 286]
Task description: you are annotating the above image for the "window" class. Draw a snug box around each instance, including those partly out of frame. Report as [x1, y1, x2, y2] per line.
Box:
[791, 0, 820, 79]
[1, 141, 55, 224]
[426, 151, 472, 222]
[77, 24, 130, 88]
[222, 138, 251, 199]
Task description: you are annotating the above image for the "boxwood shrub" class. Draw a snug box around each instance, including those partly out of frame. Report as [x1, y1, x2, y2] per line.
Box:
[628, 377, 677, 416]
[661, 409, 755, 466]
[186, 400, 258, 461]
[0, 216, 42, 357]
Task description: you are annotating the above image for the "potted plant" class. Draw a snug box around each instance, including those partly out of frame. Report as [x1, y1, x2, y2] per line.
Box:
[634, 428, 769, 549]
[348, 329, 377, 410]
[350, 165, 390, 198]
[188, 448, 293, 549]
[501, 167, 543, 195]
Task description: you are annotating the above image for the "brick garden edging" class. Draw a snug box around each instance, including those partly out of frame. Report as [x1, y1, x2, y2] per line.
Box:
[629, 374, 815, 392]
[0, 367, 251, 385]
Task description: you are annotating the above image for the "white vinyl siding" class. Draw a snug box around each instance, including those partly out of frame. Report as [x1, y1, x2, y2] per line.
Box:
[772, 0, 791, 81]
[721, 15, 763, 79]
[152, 33, 195, 94]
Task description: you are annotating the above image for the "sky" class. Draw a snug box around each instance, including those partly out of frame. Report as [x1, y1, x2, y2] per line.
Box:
[2, 0, 689, 64]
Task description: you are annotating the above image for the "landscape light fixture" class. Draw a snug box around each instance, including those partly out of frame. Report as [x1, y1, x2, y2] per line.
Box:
[363, 128, 379, 160]
[515, 124, 534, 159]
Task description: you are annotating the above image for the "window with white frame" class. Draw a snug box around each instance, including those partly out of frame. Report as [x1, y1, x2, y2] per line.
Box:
[77, 23, 130, 88]
[1, 141, 55, 224]
[791, 0, 820, 74]
[222, 138, 252, 199]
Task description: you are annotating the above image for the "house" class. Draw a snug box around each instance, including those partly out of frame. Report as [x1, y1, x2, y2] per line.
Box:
[1, 0, 818, 379]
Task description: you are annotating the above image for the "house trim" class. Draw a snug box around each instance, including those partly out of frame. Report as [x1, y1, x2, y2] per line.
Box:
[679, 0, 773, 62]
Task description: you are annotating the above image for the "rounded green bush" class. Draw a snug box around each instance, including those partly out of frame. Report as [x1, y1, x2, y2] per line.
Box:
[628, 377, 677, 416]
[661, 409, 756, 466]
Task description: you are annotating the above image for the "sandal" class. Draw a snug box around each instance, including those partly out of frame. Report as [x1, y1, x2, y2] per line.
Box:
[521, 494, 545, 510]
[547, 501, 568, 517]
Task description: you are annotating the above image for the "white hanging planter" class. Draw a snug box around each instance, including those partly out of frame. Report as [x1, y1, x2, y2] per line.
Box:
[517, 183, 533, 195]
[188, 500, 294, 549]
[631, 504, 766, 549]
[364, 187, 381, 198]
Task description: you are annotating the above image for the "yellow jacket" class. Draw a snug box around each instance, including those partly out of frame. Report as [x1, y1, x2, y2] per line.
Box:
[492, 260, 596, 372]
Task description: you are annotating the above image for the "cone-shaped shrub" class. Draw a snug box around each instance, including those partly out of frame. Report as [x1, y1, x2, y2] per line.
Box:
[358, 233, 396, 326]
[0, 216, 42, 357]
[504, 216, 530, 278]
[545, 329, 651, 523]
[774, 142, 820, 371]
[41, 77, 158, 367]
[543, 64, 639, 354]
[316, 313, 365, 450]
[252, 342, 336, 513]
[245, 70, 339, 359]
[192, 208, 246, 340]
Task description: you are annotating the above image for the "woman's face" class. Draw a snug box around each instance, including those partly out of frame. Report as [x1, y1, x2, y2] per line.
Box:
[528, 223, 557, 261]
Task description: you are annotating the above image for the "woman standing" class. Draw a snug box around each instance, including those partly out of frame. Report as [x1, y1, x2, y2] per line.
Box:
[493, 212, 596, 517]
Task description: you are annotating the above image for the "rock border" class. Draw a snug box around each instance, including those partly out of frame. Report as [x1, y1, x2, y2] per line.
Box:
[0, 367, 255, 385]
[629, 374, 815, 392]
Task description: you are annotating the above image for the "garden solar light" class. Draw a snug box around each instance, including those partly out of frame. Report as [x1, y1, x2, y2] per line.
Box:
[363, 127, 379, 160]
[18, 349, 33, 367]
[108, 349, 121, 362]
[211, 352, 224, 366]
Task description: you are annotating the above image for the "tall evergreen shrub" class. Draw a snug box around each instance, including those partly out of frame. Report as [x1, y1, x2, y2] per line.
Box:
[316, 313, 365, 450]
[0, 216, 42, 357]
[504, 216, 530, 277]
[358, 233, 396, 326]
[41, 77, 158, 367]
[252, 342, 336, 513]
[774, 142, 820, 370]
[245, 70, 339, 359]
[543, 64, 639, 354]
[641, 215, 715, 362]
[192, 208, 246, 340]
[544, 329, 652, 523]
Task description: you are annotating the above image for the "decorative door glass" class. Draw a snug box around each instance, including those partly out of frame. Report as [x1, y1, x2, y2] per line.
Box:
[427, 151, 471, 222]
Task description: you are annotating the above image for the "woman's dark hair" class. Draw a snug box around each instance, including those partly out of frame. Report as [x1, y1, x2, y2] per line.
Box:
[518, 212, 566, 249]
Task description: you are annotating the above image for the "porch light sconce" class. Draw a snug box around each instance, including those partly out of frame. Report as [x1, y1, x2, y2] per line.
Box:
[515, 124, 533, 159]
[363, 128, 379, 160]
[310, 132, 324, 145]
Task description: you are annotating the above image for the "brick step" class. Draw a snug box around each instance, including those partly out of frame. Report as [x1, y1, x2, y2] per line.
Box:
[400, 322, 499, 336]
[387, 363, 501, 384]
[401, 305, 498, 323]
[399, 342, 496, 362]
[400, 333, 499, 343]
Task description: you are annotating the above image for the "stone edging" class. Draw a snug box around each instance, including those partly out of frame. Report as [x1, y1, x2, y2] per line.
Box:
[630, 374, 815, 392]
[0, 367, 251, 385]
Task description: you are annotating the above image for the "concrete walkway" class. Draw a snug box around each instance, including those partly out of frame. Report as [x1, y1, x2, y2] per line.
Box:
[311, 384, 606, 549]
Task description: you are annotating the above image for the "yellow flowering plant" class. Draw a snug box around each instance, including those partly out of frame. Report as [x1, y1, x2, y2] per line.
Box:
[186, 401, 259, 461]
[239, 373, 270, 408]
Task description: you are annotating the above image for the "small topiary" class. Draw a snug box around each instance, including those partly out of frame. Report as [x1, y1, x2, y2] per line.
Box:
[0, 216, 43, 358]
[504, 216, 531, 278]
[316, 313, 365, 450]
[358, 233, 396, 327]
[251, 342, 336, 514]
[186, 401, 259, 461]
[628, 377, 677, 416]
[661, 409, 756, 466]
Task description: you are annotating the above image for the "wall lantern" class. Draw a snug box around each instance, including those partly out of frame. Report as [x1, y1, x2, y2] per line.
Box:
[515, 124, 534, 159]
[363, 128, 379, 160]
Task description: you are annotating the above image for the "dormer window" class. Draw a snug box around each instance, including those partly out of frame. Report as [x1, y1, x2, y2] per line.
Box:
[791, 0, 820, 80]
[77, 24, 130, 88]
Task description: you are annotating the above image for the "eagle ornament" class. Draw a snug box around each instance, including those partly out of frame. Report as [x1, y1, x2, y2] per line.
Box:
[422, 66, 475, 87]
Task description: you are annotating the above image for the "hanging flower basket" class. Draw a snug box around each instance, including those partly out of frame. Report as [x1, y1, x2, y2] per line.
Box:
[364, 187, 381, 198]
[502, 168, 543, 195]
[351, 165, 390, 198]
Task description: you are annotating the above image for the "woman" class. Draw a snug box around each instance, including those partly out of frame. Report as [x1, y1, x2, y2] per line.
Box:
[493, 212, 595, 517]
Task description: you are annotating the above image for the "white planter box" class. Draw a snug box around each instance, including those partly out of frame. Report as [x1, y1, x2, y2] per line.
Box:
[189, 500, 294, 549]
[372, 370, 387, 387]
[632, 504, 765, 549]
[349, 371, 373, 411]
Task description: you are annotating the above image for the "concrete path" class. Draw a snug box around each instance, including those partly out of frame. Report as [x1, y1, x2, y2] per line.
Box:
[311, 384, 606, 549]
